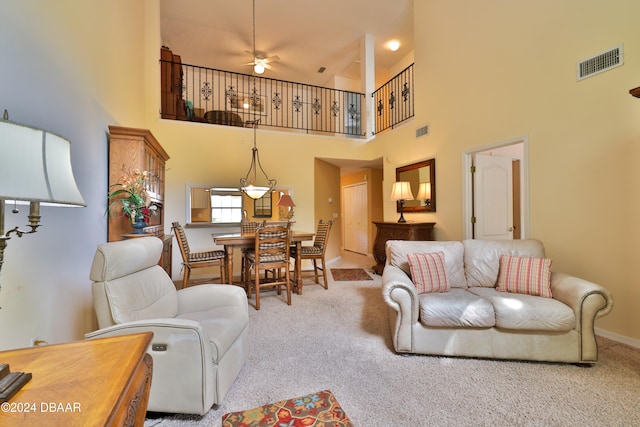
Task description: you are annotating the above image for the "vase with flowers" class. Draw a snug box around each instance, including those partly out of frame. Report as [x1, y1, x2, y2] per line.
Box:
[108, 169, 159, 234]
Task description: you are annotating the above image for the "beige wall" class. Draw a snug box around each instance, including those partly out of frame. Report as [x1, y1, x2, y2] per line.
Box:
[313, 159, 342, 262]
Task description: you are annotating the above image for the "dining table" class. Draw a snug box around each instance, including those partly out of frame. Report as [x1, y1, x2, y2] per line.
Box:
[212, 230, 314, 294]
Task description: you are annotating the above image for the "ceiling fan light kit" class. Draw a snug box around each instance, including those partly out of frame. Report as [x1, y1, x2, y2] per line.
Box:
[253, 62, 265, 74]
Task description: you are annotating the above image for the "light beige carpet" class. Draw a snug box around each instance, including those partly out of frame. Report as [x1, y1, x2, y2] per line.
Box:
[145, 257, 640, 427]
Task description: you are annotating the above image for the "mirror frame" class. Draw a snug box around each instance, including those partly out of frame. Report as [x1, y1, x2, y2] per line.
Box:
[395, 158, 436, 212]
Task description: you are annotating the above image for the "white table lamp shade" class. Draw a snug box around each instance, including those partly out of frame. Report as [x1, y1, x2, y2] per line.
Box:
[390, 181, 414, 201]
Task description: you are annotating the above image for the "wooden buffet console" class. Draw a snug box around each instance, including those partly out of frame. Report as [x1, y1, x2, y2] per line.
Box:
[0, 333, 153, 426]
[372, 221, 435, 274]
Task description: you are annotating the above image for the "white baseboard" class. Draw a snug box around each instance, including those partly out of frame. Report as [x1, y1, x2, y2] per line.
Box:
[596, 328, 640, 349]
[326, 256, 342, 266]
[298, 255, 342, 272]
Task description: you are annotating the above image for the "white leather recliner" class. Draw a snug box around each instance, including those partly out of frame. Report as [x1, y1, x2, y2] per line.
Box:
[85, 237, 249, 415]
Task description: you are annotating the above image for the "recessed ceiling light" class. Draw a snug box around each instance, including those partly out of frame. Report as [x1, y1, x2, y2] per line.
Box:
[388, 40, 400, 51]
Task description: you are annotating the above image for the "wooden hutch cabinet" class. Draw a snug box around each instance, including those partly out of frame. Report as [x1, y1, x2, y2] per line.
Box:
[108, 126, 172, 276]
[372, 221, 435, 274]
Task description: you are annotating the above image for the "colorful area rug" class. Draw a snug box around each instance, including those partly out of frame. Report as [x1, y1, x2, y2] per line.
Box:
[222, 389, 353, 427]
[330, 268, 373, 281]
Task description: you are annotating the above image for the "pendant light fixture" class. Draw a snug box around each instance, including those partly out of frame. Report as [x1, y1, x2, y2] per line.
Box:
[240, 119, 276, 199]
[240, 0, 275, 199]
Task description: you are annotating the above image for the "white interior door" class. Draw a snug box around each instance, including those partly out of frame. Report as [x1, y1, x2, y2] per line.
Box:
[342, 182, 368, 254]
[474, 154, 514, 240]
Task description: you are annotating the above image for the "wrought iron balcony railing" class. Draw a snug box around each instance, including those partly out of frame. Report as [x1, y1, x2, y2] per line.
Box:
[160, 55, 414, 137]
[372, 63, 414, 135]
[161, 58, 365, 137]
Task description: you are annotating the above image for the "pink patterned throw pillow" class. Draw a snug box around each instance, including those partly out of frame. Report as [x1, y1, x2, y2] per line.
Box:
[407, 252, 449, 294]
[496, 255, 553, 298]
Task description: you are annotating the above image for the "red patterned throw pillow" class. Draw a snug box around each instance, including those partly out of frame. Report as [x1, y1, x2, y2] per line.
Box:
[407, 251, 449, 294]
[496, 255, 553, 298]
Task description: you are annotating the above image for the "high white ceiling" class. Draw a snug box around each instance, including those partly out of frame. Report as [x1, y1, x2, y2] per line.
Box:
[160, 0, 414, 87]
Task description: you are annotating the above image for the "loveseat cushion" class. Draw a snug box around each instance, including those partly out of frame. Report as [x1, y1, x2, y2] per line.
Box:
[178, 306, 248, 363]
[463, 239, 546, 288]
[468, 287, 575, 332]
[387, 240, 467, 288]
[418, 288, 496, 328]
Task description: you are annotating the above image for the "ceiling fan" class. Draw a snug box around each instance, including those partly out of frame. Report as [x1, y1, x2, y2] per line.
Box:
[244, 0, 279, 75]
[242, 50, 280, 74]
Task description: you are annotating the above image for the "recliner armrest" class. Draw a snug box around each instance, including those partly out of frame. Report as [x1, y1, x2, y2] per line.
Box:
[85, 318, 217, 415]
[176, 284, 249, 315]
[85, 317, 207, 342]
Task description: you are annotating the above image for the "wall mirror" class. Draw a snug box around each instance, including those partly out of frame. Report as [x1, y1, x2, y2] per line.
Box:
[186, 185, 293, 225]
[396, 158, 436, 212]
[187, 185, 244, 224]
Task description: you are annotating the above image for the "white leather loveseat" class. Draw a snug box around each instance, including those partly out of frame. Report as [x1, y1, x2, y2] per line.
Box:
[85, 237, 249, 415]
[382, 239, 613, 364]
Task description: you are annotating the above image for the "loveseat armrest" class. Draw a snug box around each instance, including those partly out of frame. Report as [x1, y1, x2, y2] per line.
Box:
[551, 272, 613, 321]
[382, 264, 420, 325]
[176, 283, 249, 315]
[551, 272, 613, 362]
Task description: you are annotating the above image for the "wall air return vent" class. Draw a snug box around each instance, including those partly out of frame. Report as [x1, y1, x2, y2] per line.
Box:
[416, 124, 429, 138]
[577, 44, 623, 81]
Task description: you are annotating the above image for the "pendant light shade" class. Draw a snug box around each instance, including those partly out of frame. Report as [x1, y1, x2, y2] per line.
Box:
[240, 120, 276, 199]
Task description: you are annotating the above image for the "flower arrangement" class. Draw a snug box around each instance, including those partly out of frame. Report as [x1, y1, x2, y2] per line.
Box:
[108, 169, 158, 224]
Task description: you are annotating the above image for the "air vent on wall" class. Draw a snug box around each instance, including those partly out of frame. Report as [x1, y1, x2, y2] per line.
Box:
[416, 124, 429, 138]
[577, 44, 623, 81]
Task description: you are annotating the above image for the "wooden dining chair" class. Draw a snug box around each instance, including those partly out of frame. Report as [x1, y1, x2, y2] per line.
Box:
[240, 220, 264, 284]
[172, 221, 226, 288]
[292, 219, 332, 292]
[243, 224, 292, 310]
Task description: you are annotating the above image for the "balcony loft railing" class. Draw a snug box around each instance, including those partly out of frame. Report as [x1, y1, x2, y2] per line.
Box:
[372, 63, 414, 135]
[161, 58, 365, 137]
[160, 54, 414, 138]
